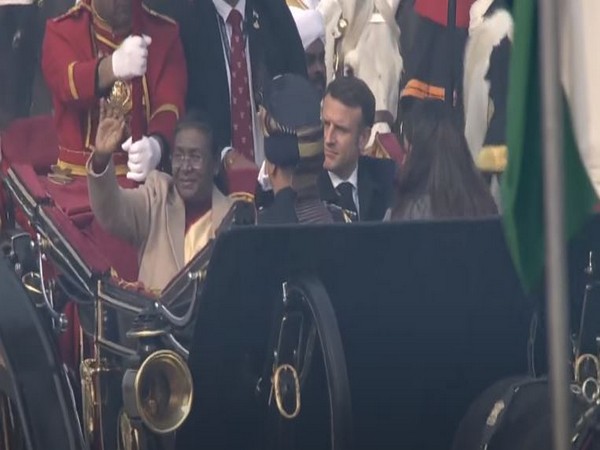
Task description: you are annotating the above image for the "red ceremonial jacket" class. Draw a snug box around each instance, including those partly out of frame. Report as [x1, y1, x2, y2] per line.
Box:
[42, 0, 187, 175]
[414, 0, 475, 28]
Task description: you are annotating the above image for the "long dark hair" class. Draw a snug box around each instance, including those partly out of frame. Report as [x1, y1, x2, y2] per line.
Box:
[392, 100, 498, 219]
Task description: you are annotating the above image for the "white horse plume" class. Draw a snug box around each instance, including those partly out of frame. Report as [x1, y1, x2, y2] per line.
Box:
[318, 0, 403, 146]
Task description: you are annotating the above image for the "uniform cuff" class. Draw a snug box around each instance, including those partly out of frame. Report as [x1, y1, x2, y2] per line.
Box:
[86, 154, 112, 177]
[70, 58, 101, 101]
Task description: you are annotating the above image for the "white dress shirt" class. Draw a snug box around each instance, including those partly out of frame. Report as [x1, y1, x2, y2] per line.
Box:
[328, 165, 360, 217]
[213, 0, 265, 166]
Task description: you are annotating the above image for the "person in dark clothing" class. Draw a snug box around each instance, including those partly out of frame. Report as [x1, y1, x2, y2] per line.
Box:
[391, 99, 498, 220]
[257, 73, 350, 225]
[318, 76, 396, 221]
[151, 0, 307, 168]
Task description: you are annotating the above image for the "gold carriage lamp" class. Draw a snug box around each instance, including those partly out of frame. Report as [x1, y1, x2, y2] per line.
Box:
[122, 349, 193, 434]
[122, 313, 193, 435]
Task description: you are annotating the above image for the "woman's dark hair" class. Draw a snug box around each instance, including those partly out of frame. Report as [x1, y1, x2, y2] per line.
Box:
[325, 76, 376, 128]
[392, 100, 498, 220]
[173, 109, 219, 159]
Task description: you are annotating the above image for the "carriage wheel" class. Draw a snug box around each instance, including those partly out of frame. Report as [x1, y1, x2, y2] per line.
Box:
[265, 276, 353, 450]
[0, 254, 85, 450]
[0, 392, 26, 450]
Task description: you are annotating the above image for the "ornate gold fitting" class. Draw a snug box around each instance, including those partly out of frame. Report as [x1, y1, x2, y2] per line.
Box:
[272, 364, 301, 419]
[119, 410, 142, 450]
[107, 80, 133, 116]
[574, 353, 600, 384]
[48, 164, 74, 185]
[80, 358, 114, 444]
[573, 353, 600, 403]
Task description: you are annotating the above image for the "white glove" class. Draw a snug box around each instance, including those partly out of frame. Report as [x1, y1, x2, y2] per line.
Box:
[122, 136, 162, 182]
[111, 35, 152, 81]
[257, 160, 273, 192]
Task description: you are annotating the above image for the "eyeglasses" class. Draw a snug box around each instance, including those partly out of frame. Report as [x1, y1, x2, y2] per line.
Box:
[171, 152, 210, 168]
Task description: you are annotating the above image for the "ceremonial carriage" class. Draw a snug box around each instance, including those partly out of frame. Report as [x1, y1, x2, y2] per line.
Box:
[0, 114, 544, 450]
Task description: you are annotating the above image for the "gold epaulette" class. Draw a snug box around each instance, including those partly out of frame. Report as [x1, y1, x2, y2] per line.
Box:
[476, 145, 508, 173]
[53, 1, 91, 22]
[228, 191, 255, 204]
[142, 4, 176, 25]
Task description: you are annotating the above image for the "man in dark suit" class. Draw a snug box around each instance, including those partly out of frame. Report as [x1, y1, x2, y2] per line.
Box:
[257, 74, 350, 225]
[154, 0, 307, 171]
[319, 76, 396, 221]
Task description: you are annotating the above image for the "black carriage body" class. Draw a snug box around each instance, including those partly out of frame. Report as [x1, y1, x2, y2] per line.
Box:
[177, 220, 536, 450]
[0, 256, 85, 450]
[2, 138, 600, 449]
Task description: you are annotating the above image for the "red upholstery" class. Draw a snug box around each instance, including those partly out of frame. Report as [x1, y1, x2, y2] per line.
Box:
[81, 218, 139, 282]
[0, 115, 58, 173]
[0, 186, 6, 228]
[40, 205, 112, 276]
[226, 166, 260, 196]
[44, 176, 97, 227]
[57, 303, 83, 370]
[10, 163, 51, 202]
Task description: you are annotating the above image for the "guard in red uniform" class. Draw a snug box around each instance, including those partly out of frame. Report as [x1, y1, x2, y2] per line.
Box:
[42, 0, 187, 182]
[39, 0, 187, 287]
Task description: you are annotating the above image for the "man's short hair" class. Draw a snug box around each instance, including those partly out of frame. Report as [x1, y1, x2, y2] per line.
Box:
[324, 76, 376, 128]
[174, 109, 219, 159]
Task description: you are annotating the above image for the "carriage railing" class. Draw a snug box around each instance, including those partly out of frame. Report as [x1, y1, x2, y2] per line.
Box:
[1, 164, 203, 359]
[568, 251, 600, 409]
[2, 163, 204, 445]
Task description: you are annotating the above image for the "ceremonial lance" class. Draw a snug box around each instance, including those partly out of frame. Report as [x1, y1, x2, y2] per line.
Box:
[130, 0, 144, 141]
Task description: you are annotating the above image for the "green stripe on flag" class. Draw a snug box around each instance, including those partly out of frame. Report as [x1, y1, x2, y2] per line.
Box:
[501, 0, 597, 292]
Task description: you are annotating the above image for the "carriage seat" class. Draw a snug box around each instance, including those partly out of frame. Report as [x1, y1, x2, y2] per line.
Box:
[0, 115, 96, 221]
[0, 115, 58, 174]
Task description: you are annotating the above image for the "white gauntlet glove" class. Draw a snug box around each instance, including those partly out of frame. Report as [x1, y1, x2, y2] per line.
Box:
[122, 136, 162, 182]
[111, 35, 152, 81]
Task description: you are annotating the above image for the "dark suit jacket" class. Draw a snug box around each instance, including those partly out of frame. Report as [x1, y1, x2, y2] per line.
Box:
[155, 0, 307, 150]
[258, 187, 349, 225]
[257, 187, 299, 224]
[318, 156, 396, 222]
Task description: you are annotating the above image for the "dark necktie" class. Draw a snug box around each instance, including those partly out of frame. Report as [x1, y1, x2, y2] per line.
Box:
[227, 9, 254, 160]
[336, 181, 357, 214]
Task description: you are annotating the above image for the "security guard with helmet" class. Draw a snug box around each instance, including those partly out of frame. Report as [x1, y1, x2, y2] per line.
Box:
[257, 73, 353, 224]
